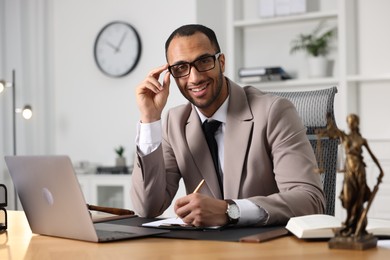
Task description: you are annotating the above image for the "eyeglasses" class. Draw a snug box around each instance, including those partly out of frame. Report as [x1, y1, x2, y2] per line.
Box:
[168, 53, 221, 78]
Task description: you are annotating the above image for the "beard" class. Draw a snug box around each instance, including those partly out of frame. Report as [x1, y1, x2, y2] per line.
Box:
[179, 70, 224, 110]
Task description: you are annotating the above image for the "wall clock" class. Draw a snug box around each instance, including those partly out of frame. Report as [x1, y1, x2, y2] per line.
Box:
[94, 21, 142, 77]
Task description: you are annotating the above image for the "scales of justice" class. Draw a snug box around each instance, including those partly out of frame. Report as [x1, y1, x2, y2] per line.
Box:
[316, 113, 384, 250]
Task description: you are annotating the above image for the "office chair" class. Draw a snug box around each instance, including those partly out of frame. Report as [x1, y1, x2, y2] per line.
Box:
[266, 87, 338, 216]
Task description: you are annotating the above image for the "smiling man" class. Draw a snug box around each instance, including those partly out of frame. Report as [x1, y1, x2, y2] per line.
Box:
[131, 24, 325, 227]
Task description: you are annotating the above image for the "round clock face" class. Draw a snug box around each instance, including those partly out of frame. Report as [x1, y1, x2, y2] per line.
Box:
[94, 21, 142, 77]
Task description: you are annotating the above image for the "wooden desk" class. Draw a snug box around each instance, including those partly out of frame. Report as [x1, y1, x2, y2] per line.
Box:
[1, 211, 389, 259]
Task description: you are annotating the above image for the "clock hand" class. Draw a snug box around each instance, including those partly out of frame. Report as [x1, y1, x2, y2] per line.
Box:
[105, 40, 119, 52]
[115, 32, 127, 53]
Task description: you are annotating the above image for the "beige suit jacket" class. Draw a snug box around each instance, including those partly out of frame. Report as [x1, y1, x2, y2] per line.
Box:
[131, 79, 325, 225]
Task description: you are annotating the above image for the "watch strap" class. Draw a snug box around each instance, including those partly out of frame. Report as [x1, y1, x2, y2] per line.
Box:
[225, 199, 239, 225]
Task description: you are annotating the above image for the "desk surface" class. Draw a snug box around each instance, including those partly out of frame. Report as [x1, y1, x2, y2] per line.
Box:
[1, 211, 389, 260]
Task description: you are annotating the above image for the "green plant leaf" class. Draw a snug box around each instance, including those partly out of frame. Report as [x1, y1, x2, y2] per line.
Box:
[115, 146, 125, 157]
[290, 20, 336, 57]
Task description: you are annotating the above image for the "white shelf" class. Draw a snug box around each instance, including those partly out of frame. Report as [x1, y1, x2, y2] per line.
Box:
[241, 77, 339, 89]
[234, 10, 338, 28]
[227, 1, 340, 87]
[346, 74, 390, 83]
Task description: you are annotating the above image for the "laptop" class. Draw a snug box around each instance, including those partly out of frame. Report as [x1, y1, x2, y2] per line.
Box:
[4, 155, 168, 242]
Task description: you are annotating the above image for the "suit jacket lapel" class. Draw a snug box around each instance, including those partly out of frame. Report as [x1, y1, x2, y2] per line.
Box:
[186, 108, 223, 199]
[223, 81, 254, 199]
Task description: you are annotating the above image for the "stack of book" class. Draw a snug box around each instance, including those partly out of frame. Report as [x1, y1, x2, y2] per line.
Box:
[96, 166, 130, 174]
[238, 66, 291, 83]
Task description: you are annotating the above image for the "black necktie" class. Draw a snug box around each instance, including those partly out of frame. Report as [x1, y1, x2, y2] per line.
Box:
[202, 120, 223, 194]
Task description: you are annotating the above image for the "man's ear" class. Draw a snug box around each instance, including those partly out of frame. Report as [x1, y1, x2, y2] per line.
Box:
[219, 53, 225, 73]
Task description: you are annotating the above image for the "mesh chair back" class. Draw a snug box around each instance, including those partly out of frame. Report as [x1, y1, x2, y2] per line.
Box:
[266, 87, 338, 215]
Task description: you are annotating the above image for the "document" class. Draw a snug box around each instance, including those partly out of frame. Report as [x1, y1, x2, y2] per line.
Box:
[286, 214, 390, 239]
[142, 217, 221, 230]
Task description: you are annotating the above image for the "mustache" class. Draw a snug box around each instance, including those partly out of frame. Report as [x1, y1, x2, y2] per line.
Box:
[187, 79, 209, 89]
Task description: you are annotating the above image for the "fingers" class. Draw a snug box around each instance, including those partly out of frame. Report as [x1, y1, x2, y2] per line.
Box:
[139, 64, 169, 94]
[174, 195, 190, 218]
[135, 64, 171, 123]
[149, 64, 169, 79]
[175, 194, 197, 222]
[162, 69, 171, 92]
[149, 64, 169, 90]
[175, 194, 229, 227]
[174, 194, 204, 226]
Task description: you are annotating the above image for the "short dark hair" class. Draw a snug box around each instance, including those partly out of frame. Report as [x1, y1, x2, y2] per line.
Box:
[165, 24, 221, 60]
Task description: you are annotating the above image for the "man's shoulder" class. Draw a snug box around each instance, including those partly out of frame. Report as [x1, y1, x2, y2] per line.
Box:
[164, 103, 193, 127]
[228, 79, 277, 99]
[238, 84, 284, 106]
[231, 84, 296, 119]
[242, 85, 277, 100]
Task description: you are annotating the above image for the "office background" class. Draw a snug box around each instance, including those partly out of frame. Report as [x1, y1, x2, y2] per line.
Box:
[1, 0, 389, 219]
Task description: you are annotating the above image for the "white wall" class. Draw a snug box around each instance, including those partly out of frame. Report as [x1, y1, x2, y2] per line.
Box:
[52, 0, 194, 166]
[51, 0, 229, 167]
[356, 0, 390, 141]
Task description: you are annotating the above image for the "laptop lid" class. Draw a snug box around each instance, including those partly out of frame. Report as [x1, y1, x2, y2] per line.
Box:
[4, 155, 167, 242]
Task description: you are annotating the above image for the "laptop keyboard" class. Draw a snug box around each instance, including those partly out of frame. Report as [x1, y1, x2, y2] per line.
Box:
[96, 229, 135, 241]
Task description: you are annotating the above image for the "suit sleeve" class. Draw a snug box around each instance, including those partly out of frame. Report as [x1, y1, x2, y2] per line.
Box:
[248, 97, 326, 225]
[130, 114, 182, 218]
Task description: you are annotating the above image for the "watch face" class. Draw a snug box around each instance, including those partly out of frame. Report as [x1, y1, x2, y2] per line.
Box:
[94, 21, 142, 77]
[228, 204, 240, 219]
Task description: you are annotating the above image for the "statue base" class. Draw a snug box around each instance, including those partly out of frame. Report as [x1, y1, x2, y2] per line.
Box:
[328, 233, 377, 250]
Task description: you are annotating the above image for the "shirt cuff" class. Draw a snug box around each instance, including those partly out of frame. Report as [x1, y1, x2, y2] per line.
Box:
[233, 199, 269, 226]
[136, 120, 162, 156]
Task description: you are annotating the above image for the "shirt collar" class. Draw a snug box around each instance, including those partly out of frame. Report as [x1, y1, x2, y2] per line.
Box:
[196, 96, 229, 124]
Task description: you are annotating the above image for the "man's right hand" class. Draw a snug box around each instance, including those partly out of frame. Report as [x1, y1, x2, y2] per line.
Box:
[135, 64, 171, 123]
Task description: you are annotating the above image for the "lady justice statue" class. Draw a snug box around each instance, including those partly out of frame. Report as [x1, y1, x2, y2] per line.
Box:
[317, 113, 384, 250]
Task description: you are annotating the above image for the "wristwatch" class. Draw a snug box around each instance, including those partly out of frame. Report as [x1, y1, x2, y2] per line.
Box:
[225, 199, 240, 225]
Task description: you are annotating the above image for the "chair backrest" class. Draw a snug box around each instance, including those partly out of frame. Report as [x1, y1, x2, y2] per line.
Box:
[266, 87, 338, 216]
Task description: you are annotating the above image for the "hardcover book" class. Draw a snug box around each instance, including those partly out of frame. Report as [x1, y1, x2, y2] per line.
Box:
[286, 214, 390, 239]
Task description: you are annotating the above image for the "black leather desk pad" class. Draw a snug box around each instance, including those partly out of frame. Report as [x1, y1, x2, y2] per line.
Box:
[107, 216, 288, 242]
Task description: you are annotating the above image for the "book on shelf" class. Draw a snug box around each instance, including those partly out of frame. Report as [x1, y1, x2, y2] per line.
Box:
[274, 0, 291, 16]
[239, 74, 282, 83]
[239, 66, 281, 77]
[238, 66, 291, 83]
[96, 166, 130, 174]
[259, 0, 314, 18]
[259, 0, 275, 18]
[286, 214, 390, 239]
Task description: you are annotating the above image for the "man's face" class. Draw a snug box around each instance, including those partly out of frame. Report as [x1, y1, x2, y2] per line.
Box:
[166, 32, 227, 117]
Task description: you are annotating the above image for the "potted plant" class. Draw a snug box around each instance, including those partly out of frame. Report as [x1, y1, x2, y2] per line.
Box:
[290, 21, 336, 78]
[115, 146, 126, 167]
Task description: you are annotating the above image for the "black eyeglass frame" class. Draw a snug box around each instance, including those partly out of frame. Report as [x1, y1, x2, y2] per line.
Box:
[168, 52, 221, 78]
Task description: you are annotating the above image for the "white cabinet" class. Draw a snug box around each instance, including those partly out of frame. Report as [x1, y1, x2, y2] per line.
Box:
[76, 174, 186, 218]
[77, 174, 132, 210]
[226, 0, 390, 219]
